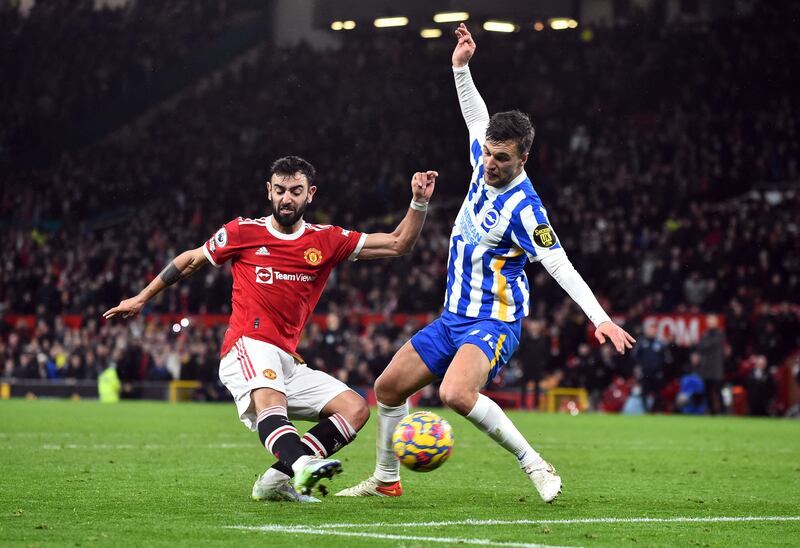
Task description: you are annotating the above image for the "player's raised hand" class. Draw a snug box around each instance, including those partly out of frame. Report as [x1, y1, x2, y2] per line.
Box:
[411, 170, 438, 204]
[102, 296, 145, 320]
[594, 321, 636, 354]
[452, 23, 476, 67]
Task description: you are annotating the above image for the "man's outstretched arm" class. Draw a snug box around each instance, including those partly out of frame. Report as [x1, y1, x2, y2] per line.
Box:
[539, 249, 636, 353]
[452, 23, 490, 140]
[356, 171, 437, 260]
[102, 246, 208, 319]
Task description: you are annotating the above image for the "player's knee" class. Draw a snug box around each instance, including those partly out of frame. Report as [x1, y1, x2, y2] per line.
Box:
[438, 384, 475, 416]
[374, 374, 403, 407]
[328, 390, 370, 430]
[251, 386, 286, 413]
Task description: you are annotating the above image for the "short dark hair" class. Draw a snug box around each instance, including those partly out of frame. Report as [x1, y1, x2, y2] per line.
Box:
[486, 110, 535, 156]
[270, 155, 316, 186]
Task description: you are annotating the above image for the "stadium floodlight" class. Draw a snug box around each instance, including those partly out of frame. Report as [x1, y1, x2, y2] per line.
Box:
[332, 20, 356, 31]
[533, 21, 545, 31]
[374, 16, 409, 28]
[420, 28, 443, 38]
[549, 18, 578, 30]
[483, 20, 517, 33]
[433, 12, 469, 23]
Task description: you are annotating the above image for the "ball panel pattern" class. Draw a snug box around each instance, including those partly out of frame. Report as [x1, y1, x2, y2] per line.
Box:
[391, 411, 454, 472]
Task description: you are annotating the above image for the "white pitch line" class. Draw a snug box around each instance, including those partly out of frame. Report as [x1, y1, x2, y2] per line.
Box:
[226, 525, 578, 548]
[39, 443, 253, 450]
[454, 443, 799, 455]
[226, 516, 800, 547]
[313, 516, 800, 528]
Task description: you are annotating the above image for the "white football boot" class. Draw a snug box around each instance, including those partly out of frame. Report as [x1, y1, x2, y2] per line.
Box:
[525, 461, 562, 503]
[252, 469, 320, 503]
[334, 476, 403, 497]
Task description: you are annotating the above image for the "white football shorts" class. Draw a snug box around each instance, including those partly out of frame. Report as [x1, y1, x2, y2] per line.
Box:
[218, 336, 351, 431]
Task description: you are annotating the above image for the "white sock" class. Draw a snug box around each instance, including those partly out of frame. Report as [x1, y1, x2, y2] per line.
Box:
[465, 393, 545, 470]
[261, 467, 290, 484]
[373, 400, 408, 483]
[291, 454, 314, 476]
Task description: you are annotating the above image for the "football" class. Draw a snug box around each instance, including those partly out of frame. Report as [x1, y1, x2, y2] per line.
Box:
[392, 411, 454, 472]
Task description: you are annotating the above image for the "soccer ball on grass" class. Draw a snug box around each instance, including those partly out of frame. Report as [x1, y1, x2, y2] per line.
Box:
[392, 411, 454, 472]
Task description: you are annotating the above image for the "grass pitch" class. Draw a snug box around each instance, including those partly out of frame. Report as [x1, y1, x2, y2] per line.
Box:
[1, 400, 799, 547]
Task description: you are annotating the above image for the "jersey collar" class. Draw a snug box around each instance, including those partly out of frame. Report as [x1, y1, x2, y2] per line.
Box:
[485, 170, 528, 195]
[266, 215, 306, 240]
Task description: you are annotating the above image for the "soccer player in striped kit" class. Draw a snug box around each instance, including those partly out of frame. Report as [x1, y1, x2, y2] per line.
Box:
[337, 24, 635, 502]
[104, 156, 437, 502]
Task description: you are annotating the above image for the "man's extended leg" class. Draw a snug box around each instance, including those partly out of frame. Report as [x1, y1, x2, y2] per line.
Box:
[335, 341, 437, 497]
[251, 387, 342, 496]
[255, 390, 369, 499]
[439, 344, 561, 503]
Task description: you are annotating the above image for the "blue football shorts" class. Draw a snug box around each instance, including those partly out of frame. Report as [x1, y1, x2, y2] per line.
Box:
[410, 311, 522, 387]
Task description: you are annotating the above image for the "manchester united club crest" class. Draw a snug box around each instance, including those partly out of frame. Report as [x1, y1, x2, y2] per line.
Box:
[263, 369, 277, 380]
[304, 247, 323, 266]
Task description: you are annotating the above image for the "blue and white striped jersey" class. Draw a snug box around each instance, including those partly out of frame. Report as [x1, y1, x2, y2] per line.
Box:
[442, 65, 611, 328]
[443, 118, 563, 323]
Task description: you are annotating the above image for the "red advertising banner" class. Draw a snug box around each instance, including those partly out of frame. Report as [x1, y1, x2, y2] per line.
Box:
[641, 314, 725, 347]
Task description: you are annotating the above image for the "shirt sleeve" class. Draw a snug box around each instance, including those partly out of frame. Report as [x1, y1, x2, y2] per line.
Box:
[327, 226, 366, 264]
[509, 197, 611, 327]
[453, 65, 490, 168]
[510, 197, 563, 263]
[202, 219, 242, 268]
[538, 249, 612, 328]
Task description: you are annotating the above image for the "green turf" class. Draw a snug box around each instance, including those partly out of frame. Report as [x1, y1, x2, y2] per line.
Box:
[1, 400, 799, 547]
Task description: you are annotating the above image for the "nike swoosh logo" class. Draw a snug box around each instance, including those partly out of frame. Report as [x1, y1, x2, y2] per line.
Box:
[376, 483, 403, 497]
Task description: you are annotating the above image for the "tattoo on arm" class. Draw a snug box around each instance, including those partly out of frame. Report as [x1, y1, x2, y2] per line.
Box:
[159, 261, 184, 286]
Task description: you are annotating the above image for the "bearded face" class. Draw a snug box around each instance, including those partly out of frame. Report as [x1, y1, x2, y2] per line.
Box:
[273, 197, 307, 227]
[268, 172, 316, 228]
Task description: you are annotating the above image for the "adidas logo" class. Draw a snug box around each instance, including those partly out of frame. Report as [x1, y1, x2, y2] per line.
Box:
[255, 246, 270, 256]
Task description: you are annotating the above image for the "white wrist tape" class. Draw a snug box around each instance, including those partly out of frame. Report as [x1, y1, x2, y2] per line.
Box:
[410, 200, 428, 211]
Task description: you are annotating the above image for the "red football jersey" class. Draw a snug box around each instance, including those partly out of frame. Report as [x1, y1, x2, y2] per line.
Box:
[203, 216, 365, 357]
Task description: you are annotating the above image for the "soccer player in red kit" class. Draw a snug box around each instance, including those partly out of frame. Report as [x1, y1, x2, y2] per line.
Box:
[103, 156, 437, 501]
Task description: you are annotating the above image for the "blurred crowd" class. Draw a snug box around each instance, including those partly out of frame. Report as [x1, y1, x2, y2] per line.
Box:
[1, 2, 799, 414]
[0, 0, 231, 164]
[511, 308, 800, 417]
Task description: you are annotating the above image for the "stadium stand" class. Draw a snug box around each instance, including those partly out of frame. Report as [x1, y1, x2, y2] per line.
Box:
[1, 1, 798, 414]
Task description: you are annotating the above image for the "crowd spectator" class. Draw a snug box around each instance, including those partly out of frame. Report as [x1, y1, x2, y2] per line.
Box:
[517, 319, 550, 409]
[675, 360, 705, 415]
[745, 355, 776, 416]
[633, 323, 667, 412]
[696, 315, 725, 414]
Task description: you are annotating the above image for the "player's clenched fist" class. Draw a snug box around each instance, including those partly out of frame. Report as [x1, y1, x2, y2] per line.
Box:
[411, 170, 438, 205]
[452, 23, 476, 67]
